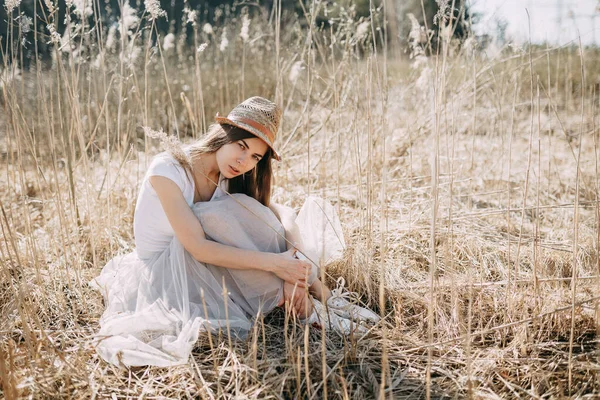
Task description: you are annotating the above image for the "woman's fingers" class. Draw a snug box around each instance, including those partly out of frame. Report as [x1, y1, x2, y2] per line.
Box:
[275, 251, 311, 287]
[288, 260, 309, 287]
[296, 259, 310, 276]
[294, 295, 304, 315]
[284, 282, 308, 316]
[294, 278, 307, 288]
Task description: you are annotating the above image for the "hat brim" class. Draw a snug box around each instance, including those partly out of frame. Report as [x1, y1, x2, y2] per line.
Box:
[216, 116, 281, 161]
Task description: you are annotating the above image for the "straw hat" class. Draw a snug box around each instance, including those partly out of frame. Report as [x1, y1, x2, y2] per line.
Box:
[215, 96, 282, 161]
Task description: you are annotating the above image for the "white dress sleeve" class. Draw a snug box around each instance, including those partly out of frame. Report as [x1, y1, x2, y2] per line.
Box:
[146, 153, 191, 193]
[133, 153, 194, 259]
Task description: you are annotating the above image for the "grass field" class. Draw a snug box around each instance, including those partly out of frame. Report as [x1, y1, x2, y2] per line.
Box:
[1, 2, 599, 398]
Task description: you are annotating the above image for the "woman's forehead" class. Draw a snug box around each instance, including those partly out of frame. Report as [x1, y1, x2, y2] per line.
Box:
[242, 137, 269, 155]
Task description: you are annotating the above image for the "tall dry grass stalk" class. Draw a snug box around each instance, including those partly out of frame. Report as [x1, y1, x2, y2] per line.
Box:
[1, 0, 600, 398]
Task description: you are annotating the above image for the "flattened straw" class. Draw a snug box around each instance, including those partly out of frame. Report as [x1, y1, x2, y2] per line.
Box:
[406, 294, 600, 352]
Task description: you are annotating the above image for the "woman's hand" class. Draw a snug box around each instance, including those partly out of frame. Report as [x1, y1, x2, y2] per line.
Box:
[267, 248, 311, 287]
[282, 281, 312, 318]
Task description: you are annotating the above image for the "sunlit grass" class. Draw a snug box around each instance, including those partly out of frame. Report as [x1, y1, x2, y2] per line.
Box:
[1, 1, 599, 398]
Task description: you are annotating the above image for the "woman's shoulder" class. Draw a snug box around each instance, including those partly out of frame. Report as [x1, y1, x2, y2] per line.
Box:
[146, 149, 192, 192]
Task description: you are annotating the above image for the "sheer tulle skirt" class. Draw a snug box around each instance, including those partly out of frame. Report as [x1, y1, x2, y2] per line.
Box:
[91, 194, 345, 367]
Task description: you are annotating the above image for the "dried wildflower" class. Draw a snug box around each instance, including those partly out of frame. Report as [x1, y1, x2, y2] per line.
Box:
[240, 14, 250, 42]
[219, 28, 228, 52]
[197, 43, 207, 53]
[43, 0, 54, 13]
[144, 0, 166, 21]
[46, 24, 62, 45]
[356, 21, 370, 41]
[66, 0, 92, 18]
[5, 0, 21, 13]
[433, 0, 449, 26]
[143, 127, 190, 166]
[19, 14, 33, 34]
[184, 7, 196, 26]
[288, 60, 304, 84]
[202, 23, 213, 35]
[162, 33, 175, 51]
[408, 14, 421, 43]
[408, 13, 426, 58]
[119, 1, 139, 35]
[105, 24, 117, 49]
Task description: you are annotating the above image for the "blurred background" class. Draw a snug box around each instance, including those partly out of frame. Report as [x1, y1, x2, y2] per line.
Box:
[2, 0, 599, 66]
[472, 0, 600, 46]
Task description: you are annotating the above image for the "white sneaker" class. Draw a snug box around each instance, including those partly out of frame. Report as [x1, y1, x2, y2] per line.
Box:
[326, 277, 381, 324]
[302, 298, 368, 336]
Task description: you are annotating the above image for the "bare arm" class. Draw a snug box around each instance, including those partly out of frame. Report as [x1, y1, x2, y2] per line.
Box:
[150, 176, 311, 286]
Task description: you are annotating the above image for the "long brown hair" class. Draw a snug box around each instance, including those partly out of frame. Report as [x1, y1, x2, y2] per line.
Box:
[173, 124, 274, 207]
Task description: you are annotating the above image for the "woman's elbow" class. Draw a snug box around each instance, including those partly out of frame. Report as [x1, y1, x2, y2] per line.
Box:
[181, 236, 210, 263]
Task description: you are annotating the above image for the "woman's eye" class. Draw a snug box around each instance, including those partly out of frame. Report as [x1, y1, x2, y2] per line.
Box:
[238, 142, 244, 149]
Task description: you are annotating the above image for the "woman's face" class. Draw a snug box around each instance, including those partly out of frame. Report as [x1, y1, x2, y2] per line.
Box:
[216, 136, 269, 178]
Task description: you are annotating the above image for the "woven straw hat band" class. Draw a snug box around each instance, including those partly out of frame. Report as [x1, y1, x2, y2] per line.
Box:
[228, 116, 275, 144]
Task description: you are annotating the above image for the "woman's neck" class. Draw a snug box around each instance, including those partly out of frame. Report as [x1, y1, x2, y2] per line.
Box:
[193, 153, 220, 183]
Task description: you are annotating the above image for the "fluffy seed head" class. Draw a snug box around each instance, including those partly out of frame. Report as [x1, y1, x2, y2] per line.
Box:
[144, 0, 166, 21]
[105, 25, 117, 49]
[288, 61, 304, 84]
[46, 24, 62, 45]
[66, 0, 92, 18]
[219, 28, 229, 52]
[356, 21, 370, 40]
[240, 14, 250, 42]
[42, 0, 54, 13]
[119, 1, 139, 35]
[5, 0, 21, 13]
[143, 127, 190, 167]
[202, 23, 213, 35]
[162, 33, 175, 51]
[19, 15, 33, 34]
[184, 7, 196, 26]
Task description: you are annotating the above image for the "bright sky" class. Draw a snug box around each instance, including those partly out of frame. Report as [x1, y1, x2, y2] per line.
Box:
[471, 0, 600, 45]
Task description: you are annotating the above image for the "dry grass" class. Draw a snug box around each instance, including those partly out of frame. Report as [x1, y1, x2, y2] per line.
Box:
[1, 1, 599, 398]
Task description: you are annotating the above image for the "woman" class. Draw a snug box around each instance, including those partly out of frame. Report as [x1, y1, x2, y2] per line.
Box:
[92, 97, 379, 367]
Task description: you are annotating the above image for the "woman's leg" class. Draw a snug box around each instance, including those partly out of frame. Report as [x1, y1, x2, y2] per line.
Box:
[270, 202, 332, 303]
[194, 195, 289, 316]
[309, 280, 331, 302]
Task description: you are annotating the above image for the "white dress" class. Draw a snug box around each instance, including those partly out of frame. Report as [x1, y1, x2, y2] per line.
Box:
[91, 151, 345, 367]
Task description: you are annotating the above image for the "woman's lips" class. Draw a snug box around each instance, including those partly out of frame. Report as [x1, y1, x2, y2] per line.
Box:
[229, 165, 240, 174]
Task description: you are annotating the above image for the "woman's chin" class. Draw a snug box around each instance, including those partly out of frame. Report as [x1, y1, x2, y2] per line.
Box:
[222, 165, 242, 178]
